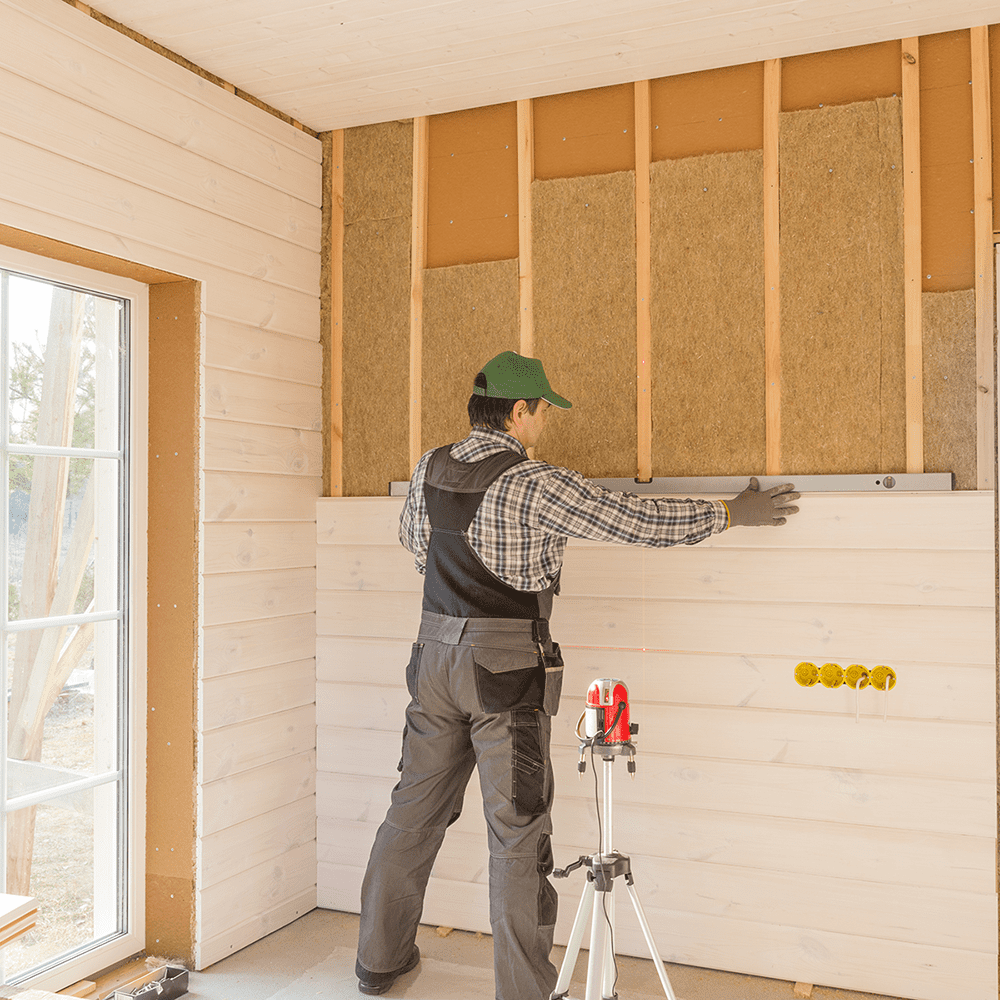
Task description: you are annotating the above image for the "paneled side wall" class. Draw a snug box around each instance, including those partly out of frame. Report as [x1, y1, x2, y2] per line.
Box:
[0, 0, 322, 970]
[316, 494, 996, 1000]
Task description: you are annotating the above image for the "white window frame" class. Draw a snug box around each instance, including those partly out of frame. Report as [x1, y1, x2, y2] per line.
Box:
[0, 245, 147, 990]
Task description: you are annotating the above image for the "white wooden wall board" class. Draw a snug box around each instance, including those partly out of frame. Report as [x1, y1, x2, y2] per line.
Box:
[0, 69, 321, 255]
[2, 138, 319, 296]
[205, 369, 322, 431]
[203, 567, 316, 627]
[321, 797, 993, 895]
[560, 545, 994, 608]
[559, 707, 994, 781]
[203, 613, 316, 677]
[199, 840, 316, 932]
[201, 704, 316, 782]
[316, 636, 413, 682]
[373, 824, 994, 953]
[204, 471, 321, 522]
[562, 652, 993, 724]
[316, 589, 992, 666]
[317, 863, 996, 1000]
[197, 887, 317, 971]
[317, 493, 992, 550]
[94, 0, 1000, 54]
[318, 740, 994, 838]
[242, 0, 992, 109]
[203, 661, 315, 730]
[316, 683, 409, 732]
[201, 749, 316, 837]
[319, 697, 990, 781]
[5, 0, 321, 170]
[204, 319, 323, 386]
[315, 637, 994, 724]
[0, 199, 321, 339]
[318, 540, 993, 609]
[316, 590, 421, 640]
[204, 418, 322, 477]
[204, 522, 317, 574]
[201, 796, 316, 891]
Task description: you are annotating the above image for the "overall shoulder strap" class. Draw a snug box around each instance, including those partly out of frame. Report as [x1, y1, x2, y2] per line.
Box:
[425, 445, 528, 494]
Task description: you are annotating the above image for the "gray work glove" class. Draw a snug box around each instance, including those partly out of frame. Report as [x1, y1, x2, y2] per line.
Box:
[726, 477, 800, 526]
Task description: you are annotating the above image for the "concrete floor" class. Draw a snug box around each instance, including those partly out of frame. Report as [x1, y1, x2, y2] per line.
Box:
[186, 909, 906, 1000]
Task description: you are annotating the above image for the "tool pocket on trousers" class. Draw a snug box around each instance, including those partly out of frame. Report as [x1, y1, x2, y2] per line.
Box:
[472, 646, 544, 714]
[511, 709, 546, 816]
[542, 642, 564, 717]
[405, 642, 424, 702]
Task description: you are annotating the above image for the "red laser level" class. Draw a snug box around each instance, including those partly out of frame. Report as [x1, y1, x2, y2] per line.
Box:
[585, 678, 632, 745]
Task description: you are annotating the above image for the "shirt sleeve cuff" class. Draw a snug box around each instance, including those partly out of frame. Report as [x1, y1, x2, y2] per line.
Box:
[713, 499, 730, 533]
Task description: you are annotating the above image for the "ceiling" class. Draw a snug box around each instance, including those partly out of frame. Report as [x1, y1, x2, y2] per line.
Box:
[95, 0, 1000, 132]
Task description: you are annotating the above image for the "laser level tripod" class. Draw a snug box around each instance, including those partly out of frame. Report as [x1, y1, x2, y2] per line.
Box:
[551, 683, 677, 1000]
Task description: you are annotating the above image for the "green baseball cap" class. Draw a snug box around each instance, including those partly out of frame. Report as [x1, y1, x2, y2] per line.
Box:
[473, 351, 572, 408]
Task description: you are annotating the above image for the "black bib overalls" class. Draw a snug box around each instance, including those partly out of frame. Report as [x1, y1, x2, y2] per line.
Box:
[357, 445, 564, 1000]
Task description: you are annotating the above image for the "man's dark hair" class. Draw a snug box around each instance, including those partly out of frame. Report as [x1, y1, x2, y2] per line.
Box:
[468, 372, 541, 430]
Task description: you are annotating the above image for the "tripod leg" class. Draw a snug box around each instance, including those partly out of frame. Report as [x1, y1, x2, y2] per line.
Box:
[624, 881, 677, 1000]
[552, 879, 595, 999]
[585, 887, 608, 1000]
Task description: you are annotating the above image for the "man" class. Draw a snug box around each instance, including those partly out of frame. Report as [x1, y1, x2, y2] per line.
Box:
[356, 351, 799, 998]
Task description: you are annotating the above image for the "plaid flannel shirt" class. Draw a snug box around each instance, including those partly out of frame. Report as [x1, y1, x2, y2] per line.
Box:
[399, 427, 727, 594]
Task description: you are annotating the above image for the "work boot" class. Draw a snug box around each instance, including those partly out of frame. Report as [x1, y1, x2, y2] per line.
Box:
[356, 946, 420, 995]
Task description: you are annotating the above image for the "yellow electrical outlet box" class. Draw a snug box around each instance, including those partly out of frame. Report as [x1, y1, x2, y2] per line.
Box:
[819, 663, 844, 688]
[870, 665, 896, 691]
[794, 662, 819, 687]
[845, 664, 869, 690]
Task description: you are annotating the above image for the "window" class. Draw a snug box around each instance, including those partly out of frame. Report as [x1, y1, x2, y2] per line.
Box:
[0, 248, 146, 988]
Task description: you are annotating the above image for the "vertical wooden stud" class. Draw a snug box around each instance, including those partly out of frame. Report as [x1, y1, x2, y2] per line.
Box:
[971, 26, 995, 490]
[764, 58, 781, 476]
[330, 129, 344, 496]
[902, 38, 924, 475]
[410, 117, 429, 472]
[635, 80, 653, 482]
[517, 99, 534, 359]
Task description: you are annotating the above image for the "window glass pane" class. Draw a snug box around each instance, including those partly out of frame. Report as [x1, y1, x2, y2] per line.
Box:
[6, 621, 120, 792]
[3, 790, 118, 980]
[8, 457, 120, 622]
[7, 278, 119, 452]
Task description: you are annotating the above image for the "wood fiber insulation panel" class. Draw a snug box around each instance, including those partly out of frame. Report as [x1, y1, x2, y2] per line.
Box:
[342, 122, 412, 496]
[421, 259, 520, 451]
[534, 84, 635, 179]
[780, 98, 906, 476]
[920, 30, 975, 292]
[651, 63, 764, 160]
[426, 104, 518, 267]
[531, 172, 636, 478]
[147, 280, 199, 962]
[782, 40, 902, 111]
[922, 289, 977, 489]
[649, 150, 765, 476]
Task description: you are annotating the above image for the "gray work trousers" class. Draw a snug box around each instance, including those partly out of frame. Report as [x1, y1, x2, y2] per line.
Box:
[358, 612, 563, 1000]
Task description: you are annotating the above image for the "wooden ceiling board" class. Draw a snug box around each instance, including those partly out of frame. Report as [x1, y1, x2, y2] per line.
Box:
[87, 1, 1000, 130]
